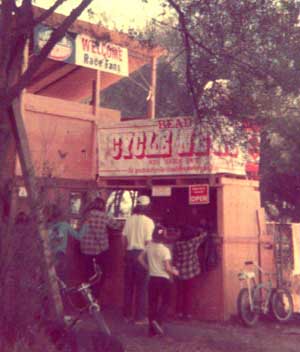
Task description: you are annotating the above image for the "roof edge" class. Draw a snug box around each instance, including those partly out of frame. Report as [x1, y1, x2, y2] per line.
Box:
[33, 6, 166, 59]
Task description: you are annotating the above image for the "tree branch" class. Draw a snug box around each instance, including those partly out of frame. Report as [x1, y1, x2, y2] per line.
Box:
[0, 0, 15, 90]
[166, 0, 284, 109]
[166, 0, 203, 120]
[33, 0, 68, 25]
[7, 0, 93, 105]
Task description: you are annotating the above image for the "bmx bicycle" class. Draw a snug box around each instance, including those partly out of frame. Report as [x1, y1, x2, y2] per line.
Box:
[56, 259, 112, 336]
[237, 260, 293, 327]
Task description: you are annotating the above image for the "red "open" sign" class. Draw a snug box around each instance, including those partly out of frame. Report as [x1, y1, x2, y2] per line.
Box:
[189, 184, 209, 205]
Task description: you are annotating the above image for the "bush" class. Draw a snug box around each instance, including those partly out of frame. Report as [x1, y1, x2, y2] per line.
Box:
[0, 219, 53, 349]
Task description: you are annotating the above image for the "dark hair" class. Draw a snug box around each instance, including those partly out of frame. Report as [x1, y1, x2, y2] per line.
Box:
[87, 197, 105, 212]
[152, 224, 167, 243]
[83, 197, 105, 216]
[179, 224, 198, 241]
[45, 204, 63, 222]
[15, 211, 29, 224]
[134, 204, 152, 216]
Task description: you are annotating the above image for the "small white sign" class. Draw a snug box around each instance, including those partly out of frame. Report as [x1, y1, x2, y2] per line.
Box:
[18, 186, 28, 198]
[152, 186, 172, 197]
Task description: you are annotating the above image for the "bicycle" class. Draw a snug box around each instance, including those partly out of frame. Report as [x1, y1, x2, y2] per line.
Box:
[237, 260, 293, 327]
[56, 259, 111, 336]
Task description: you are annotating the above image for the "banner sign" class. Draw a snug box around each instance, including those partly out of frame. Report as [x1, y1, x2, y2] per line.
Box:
[34, 25, 128, 76]
[75, 34, 128, 76]
[98, 116, 260, 177]
[189, 184, 209, 204]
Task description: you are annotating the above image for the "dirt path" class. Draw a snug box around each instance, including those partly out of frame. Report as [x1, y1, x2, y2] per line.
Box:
[103, 311, 300, 352]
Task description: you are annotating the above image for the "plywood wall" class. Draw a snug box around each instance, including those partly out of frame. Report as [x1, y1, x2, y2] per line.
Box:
[15, 93, 121, 180]
[217, 177, 261, 319]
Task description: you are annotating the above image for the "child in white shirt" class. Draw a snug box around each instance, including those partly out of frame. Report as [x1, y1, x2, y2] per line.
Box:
[139, 224, 178, 336]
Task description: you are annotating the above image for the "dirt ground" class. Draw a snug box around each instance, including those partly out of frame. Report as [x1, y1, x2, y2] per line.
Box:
[98, 309, 300, 352]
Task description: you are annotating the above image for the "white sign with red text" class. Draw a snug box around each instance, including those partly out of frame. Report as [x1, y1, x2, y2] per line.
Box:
[189, 184, 209, 204]
[98, 117, 258, 177]
[75, 34, 128, 76]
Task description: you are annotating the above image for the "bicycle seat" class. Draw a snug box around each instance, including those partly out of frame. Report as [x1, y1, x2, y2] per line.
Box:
[238, 271, 256, 280]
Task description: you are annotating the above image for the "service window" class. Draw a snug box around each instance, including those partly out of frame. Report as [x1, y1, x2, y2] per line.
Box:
[106, 190, 138, 218]
[69, 192, 84, 229]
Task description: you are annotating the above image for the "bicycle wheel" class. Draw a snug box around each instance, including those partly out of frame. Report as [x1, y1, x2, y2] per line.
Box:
[90, 307, 111, 336]
[237, 288, 259, 327]
[271, 288, 293, 322]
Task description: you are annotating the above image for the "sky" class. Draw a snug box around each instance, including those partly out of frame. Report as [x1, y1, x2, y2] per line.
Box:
[36, 0, 163, 29]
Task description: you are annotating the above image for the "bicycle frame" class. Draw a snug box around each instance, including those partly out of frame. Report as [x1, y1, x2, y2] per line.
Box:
[237, 260, 293, 326]
[77, 282, 100, 312]
[238, 269, 256, 310]
[254, 281, 273, 314]
[56, 260, 111, 335]
[238, 261, 274, 314]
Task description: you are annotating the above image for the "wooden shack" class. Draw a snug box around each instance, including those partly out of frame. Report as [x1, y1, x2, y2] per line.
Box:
[94, 117, 262, 320]
[6, 9, 267, 321]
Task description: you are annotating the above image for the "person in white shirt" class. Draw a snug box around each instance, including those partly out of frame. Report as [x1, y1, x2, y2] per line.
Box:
[139, 224, 179, 337]
[122, 195, 155, 324]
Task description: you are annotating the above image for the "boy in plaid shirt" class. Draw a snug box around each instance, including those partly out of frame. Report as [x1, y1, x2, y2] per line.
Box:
[173, 225, 207, 320]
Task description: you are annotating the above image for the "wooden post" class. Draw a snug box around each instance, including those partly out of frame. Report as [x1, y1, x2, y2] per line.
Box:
[92, 70, 101, 182]
[92, 121, 99, 181]
[93, 70, 101, 115]
[147, 56, 157, 120]
[256, 208, 265, 284]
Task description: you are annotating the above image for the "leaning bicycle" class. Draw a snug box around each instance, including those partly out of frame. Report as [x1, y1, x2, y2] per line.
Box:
[56, 259, 111, 336]
[237, 261, 293, 327]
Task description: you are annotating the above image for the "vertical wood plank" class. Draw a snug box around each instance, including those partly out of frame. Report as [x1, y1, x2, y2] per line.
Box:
[93, 70, 101, 115]
[147, 56, 157, 119]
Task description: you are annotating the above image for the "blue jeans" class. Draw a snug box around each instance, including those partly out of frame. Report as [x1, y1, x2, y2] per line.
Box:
[123, 250, 148, 320]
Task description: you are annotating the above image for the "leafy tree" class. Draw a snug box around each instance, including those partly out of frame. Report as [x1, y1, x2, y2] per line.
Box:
[161, 0, 300, 117]
[0, 0, 93, 185]
[101, 60, 193, 118]
[149, 0, 300, 220]
[0, 1, 93, 349]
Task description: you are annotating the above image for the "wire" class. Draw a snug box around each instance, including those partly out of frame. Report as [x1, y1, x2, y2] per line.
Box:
[126, 73, 150, 92]
[137, 66, 151, 88]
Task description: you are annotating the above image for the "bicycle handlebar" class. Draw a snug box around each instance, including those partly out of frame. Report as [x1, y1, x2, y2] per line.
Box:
[58, 258, 102, 294]
[243, 261, 277, 277]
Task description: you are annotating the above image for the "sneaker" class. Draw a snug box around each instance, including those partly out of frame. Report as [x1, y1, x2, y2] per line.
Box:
[151, 320, 164, 336]
[64, 315, 74, 323]
[134, 318, 148, 325]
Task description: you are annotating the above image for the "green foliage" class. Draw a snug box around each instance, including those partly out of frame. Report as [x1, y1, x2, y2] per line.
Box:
[261, 108, 300, 221]
[164, 0, 300, 118]
[157, 0, 300, 220]
[101, 60, 193, 118]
